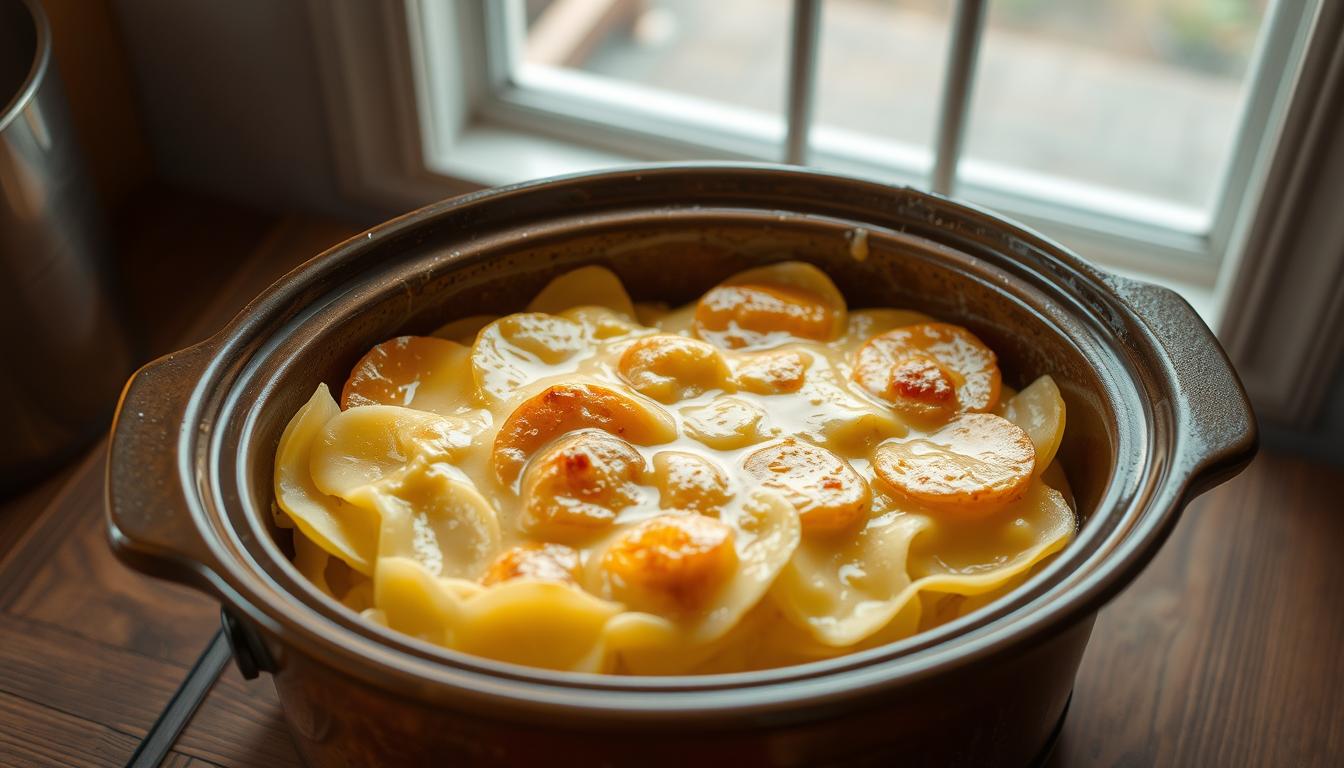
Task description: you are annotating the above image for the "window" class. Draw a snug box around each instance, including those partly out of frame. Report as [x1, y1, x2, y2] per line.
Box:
[402, 0, 1317, 311]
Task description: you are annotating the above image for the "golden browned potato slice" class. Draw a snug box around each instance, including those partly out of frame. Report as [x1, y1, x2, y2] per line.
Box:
[651, 451, 732, 513]
[521, 430, 647, 530]
[600, 513, 738, 614]
[743, 439, 871, 534]
[493, 383, 675, 483]
[480, 543, 581, 586]
[692, 262, 845, 349]
[853, 322, 1002, 416]
[617, 335, 731, 403]
[341, 336, 472, 412]
[872, 412, 1035, 509]
[734, 348, 812, 394]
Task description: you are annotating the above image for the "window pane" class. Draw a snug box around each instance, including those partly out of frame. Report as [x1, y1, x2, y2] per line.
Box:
[962, 0, 1270, 211]
[519, 0, 789, 117]
[814, 0, 953, 157]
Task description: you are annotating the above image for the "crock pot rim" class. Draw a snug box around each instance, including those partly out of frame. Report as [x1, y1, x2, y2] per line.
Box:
[108, 162, 1256, 719]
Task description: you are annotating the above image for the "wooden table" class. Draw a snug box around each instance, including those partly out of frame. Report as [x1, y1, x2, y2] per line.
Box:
[1, 196, 1340, 766]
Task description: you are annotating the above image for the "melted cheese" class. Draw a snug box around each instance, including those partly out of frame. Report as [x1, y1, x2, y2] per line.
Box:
[273, 262, 1076, 673]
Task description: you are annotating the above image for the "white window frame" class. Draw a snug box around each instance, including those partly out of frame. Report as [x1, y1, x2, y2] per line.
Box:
[306, 0, 1344, 429]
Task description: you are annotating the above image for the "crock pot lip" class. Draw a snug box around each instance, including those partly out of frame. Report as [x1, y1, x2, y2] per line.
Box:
[171, 162, 1244, 716]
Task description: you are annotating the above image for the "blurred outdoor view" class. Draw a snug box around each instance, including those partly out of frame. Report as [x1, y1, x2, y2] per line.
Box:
[519, 0, 1270, 211]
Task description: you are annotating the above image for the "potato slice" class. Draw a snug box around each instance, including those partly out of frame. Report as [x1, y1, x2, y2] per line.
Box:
[853, 322, 1002, 415]
[310, 405, 475, 500]
[521, 430, 648, 530]
[872, 412, 1035, 509]
[681, 396, 772, 450]
[527, 265, 636, 318]
[998, 374, 1066, 472]
[274, 384, 380, 575]
[471, 313, 588, 402]
[617, 335, 730, 403]
[342, 336, 474, 415]
[743, 439, 871, 534]
[364, 467, 502, 579]
[493, 383, 675, 484]
[430, 314, 498, 345]
[651, 451, 732, 513]
[692, 262, 846, 349]
[734, 348, 812, 394]
[480, 543, 581, 586]
[599, 513, 739, 615]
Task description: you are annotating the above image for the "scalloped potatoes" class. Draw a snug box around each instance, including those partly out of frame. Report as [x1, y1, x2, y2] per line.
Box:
[274, 263, 1075, 674]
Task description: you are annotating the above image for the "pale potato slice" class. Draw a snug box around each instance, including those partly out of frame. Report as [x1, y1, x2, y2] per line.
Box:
[872, 412, 1035, 510]
[527, 265, 636, 318]
[430, 314, 498, 344]
[743, 439, 871, 535]
[451, 579, 623, 672]
[520, 430, 648, 531]
[310, 405, 475, 499]
[769, 510, 930, 646]
[853, 322, 1002, 416]
[617, 335, 731, 403]
[692, 262, 846, 349]
[374, 557, 470, 644]
[998, 375, 1066, 472]
[361, 467, 501, 579]
[342, 336, 475, 414]
[274, 384, 380, 575]
[471, 313, 588, 402]
[734, 348, 812, 394]
[905, 480, 1074, 588]
[493, 383, 676, 484]
[681, 396, 773, 450]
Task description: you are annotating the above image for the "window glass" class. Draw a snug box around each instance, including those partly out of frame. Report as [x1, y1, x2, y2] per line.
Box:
[519, 0, 789, 118]
[814, 0, 954, 156]
[962, 0, 1270, 209]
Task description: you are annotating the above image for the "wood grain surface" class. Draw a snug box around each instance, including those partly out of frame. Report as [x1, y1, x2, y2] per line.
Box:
[0, 203, 1339, 767]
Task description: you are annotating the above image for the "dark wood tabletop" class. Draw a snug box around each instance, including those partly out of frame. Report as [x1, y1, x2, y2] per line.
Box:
[1, 195, 1340, 767]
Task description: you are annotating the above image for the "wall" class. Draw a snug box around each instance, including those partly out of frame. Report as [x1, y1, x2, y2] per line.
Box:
[1266, 363, 1344, 465]
[110, 0, 377, 223]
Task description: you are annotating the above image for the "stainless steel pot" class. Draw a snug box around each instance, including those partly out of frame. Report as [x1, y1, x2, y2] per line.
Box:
[1, 0, 131, 493]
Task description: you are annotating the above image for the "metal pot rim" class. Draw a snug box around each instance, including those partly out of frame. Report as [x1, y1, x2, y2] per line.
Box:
[0, 0, 50, 134]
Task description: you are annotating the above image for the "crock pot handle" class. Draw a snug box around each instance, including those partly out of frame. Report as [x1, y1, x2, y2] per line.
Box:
[1108, 277, 1259, 496]
[106, 340, 228, 595]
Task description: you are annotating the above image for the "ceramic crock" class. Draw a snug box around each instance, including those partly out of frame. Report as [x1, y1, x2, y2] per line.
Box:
[107, 165, 1257, 767]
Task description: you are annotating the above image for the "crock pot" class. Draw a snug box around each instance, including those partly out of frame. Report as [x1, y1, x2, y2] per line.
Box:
[107, 164, 1257, 766]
